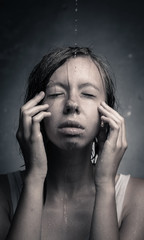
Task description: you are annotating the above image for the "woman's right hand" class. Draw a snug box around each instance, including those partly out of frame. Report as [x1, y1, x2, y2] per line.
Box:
[16, 91, 51, 180]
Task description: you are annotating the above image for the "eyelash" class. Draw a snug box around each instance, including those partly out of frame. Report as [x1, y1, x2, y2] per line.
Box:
[47, 92, 96, 99]
[82, 93, 96, 98]
[48, 93, 64, 97]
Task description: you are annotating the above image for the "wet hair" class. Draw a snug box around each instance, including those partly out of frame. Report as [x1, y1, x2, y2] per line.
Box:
[24, 46, 117, 160]
[24, 46, 116, 108]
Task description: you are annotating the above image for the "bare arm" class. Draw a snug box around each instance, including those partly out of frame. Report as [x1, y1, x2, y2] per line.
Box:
[90, 181, 119, 240]
[6, 174, 44, 240]
[5, 92, 51, 240]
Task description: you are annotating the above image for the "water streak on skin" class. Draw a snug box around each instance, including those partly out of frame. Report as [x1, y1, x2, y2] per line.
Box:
[63, 192, 68, 225]
[63, 168, 68, 226]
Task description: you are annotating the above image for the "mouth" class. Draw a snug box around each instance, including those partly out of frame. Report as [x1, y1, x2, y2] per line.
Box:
[58, 120, 85, 136]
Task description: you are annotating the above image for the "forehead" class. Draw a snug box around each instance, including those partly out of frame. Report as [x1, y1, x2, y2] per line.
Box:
[49, 56, 103, 87]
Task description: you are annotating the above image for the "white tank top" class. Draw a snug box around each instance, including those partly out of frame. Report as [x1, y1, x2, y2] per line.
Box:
[8, 171, 130, 227]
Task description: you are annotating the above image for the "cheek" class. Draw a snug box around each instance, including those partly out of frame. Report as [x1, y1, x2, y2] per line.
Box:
[47, 99, 63, 115]
[86, 106, 101, 136]
[85, 103, 100, 119]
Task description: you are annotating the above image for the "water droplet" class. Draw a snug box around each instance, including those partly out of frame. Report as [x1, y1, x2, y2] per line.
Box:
[128, 53, 133, 59]
[126, 111, 132, 117]
[74, 0, 78, 46]
[74, 51, 77, 58]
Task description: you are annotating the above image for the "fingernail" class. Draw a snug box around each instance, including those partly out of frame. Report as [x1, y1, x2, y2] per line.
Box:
[101, 101, 106, 105]
[40, 91, 44, 95]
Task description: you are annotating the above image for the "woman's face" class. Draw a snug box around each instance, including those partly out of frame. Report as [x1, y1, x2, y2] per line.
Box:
[43, 56, 106, 150]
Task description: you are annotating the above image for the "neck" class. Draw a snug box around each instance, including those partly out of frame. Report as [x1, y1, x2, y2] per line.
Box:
[46, 142, 94, 195]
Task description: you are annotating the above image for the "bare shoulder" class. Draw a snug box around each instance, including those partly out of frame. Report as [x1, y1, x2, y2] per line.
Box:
[120, 176, 144, 239]
[123, 176, 144, 214]
[125, 176, 144, 206]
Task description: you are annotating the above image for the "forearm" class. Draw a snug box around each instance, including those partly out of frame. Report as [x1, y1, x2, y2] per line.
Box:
[6, 173, 45, 240]
[89, 182, 119, 240]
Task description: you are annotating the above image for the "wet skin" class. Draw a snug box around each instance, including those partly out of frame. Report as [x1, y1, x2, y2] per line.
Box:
[43, 56, 106, 151]
[40, 57, 106, 239]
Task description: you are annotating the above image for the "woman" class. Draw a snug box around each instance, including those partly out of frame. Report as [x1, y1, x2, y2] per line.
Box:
[0, 47, 144, 240]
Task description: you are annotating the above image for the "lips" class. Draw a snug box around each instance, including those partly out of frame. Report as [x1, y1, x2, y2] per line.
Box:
[58, 120, 84, 129]
[58, 120, 85, 136]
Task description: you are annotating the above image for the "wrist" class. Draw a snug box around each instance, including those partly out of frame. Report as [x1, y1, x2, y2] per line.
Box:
[95, 177, 115, 191]
[24, 169, 46, 186]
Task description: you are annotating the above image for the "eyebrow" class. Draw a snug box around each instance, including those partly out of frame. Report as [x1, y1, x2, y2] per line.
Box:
[78, 83, 100, 91]
[47, 82, 65, 88]
[47, 81, 100, 91]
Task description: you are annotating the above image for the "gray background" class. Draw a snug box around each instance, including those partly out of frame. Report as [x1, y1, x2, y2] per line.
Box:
[0, 0, 144, 177]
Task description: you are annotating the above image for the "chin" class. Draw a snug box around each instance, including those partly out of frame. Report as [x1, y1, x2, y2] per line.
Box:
[57, 138, 91, 152]
[62, 142, 80, 151]
[48, 134, 93, 152]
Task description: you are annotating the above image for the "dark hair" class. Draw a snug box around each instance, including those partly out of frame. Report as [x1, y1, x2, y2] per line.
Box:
[24, 46, 117, 161]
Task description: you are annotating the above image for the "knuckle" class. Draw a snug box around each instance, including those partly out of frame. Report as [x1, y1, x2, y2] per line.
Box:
[32, 116, 39, 123]
[16, 130, 22, 140]
[120, 116, 124, 124]
[117, 118, 123, 126]
[20, 107, 28, 117]
[115, 124, 120, 130]
[117, 142, 128, 151]
[123, 141, 128, 150]
[116, 143, 122, 150]
[30, 133, 41, 143]
[20, 106, 26, 114]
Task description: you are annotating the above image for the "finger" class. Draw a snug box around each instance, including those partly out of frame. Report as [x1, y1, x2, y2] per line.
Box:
[100, 102, 127, 147]
[100, 102, 122, 120]
[18, 104, 50, 140]
[101, 115, 120, 146]
[22, 113, 32, 139]
[31, 112, 51, 139]
[98, 104, 121, 125]
[119, 117, 127, 149]
[24, 104, 49, 117]
[100, 103, 127, 149]
[21, 91, 45, 111]
[98, 103, 123, 145]
[18, 93, 46, 139]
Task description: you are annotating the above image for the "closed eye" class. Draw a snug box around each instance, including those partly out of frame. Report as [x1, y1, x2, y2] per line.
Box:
[48, 93, 64, 97]
[82, 93, 96, 98]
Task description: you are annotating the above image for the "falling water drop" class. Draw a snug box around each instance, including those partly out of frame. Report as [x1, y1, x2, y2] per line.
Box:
[74, 0, 78, 48]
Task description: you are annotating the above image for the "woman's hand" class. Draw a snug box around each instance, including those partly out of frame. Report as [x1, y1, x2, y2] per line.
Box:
[16, 91, 51, 180]
[94, 101, 128, 187]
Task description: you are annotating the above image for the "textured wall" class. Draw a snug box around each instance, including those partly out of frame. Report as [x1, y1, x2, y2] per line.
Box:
[0, 0, 144, 177]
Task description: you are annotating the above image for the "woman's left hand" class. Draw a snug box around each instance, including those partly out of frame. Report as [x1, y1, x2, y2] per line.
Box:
[94, 101, 128, 187]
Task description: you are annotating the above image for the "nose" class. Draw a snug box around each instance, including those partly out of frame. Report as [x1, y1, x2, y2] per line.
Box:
[63, 99, 80, 115]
